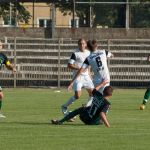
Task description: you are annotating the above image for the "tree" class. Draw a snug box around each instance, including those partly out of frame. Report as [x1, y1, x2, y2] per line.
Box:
[0, 1, 31, 25]
[54, 0, 150, 28]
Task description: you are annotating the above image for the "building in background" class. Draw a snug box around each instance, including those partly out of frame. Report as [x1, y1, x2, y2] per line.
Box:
[0, 2, 79, 28]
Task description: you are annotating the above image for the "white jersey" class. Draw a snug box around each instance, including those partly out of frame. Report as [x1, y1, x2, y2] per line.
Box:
[82, 49, 112, 83]
[68, 49, 91, 76]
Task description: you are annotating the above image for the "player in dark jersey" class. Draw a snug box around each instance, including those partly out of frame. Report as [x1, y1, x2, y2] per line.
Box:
[0, 41, 16, 118]
[51, 86, 113, 127]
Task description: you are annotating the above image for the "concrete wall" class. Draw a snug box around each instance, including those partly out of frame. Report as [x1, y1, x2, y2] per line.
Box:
[54, 28, 150, 39]
[0, 27, 150, 39]
[0, 27, 51, 38]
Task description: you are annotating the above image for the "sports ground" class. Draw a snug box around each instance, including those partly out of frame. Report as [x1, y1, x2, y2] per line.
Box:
[0, 88, 150, 150]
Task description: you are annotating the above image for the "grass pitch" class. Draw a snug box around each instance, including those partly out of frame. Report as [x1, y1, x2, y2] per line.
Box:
[0, 88, 150, 150]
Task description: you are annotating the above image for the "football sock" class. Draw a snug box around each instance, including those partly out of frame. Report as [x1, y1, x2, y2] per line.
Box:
[59, 107, 83, 123]
[142, 99, 147, 105]
[86, 96, 93, 107]
[63, 96, 76, 107]
[143, 89, 150, 104]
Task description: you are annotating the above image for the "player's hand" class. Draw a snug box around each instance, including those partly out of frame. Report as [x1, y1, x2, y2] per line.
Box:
[68, 82, 73, 91]
[12, 68, 17, 74]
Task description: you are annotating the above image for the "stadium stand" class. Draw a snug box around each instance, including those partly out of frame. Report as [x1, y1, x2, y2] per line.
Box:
[0, 37, 150, 88]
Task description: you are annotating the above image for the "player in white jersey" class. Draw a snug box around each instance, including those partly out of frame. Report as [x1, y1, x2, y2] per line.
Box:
[61, 39, 94, 116]
[68, 40, 113, 104]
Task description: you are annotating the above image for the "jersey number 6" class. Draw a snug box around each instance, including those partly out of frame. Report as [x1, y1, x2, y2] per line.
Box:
[95, 57, 102, 68]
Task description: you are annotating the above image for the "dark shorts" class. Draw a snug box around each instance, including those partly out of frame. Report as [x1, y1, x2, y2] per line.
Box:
[79, 110, 101, 125]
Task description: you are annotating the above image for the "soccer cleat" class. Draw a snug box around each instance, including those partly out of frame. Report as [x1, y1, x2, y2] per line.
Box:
[0, 113, 6, 118]
[140, 104, 145, 110]
[51, 119, 62, 125]
[61, 105, 68, 114]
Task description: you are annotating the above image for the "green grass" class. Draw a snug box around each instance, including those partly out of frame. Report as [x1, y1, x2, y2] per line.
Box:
[0, 88, 150, 150]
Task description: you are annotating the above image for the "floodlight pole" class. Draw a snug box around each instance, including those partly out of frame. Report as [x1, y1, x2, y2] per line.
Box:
[51, 2, 56, 38]
[9, 2, 12, 26]
[72, 0, 76, 28]
[126, 0, 130, 29]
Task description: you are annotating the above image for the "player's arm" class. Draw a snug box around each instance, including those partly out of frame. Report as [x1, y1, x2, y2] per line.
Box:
[100, 112, 110, 128]
[3, 53, 16, 73]
[68, 67, 86, 90]
[6, 62, 16, 74]
[68, 53, 80, 70]
[95, 79, 109, 91]
[68, 58, 89, 90]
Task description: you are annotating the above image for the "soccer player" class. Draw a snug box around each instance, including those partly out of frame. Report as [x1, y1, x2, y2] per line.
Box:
[61, 38, 94, 115]
[51, 86, 113, 127]
[68, 39, 113, 100]
[0, 41, 16, 118]
[140, 55, 150, 110]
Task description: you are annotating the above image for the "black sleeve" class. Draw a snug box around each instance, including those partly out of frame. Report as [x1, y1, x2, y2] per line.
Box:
[70, 53, 76, 61]
[1, 53, 8, 65]
[105, 50, 108, 56]
[84, 58, 89, 65]
[101, 104, 110, 113]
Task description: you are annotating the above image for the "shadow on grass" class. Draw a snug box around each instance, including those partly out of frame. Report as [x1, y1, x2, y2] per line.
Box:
[0, 121, 85, 126]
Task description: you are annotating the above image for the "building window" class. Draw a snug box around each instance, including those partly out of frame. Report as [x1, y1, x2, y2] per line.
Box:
[3, 15, 15, 27]
[38, 19, 52, 28]
[69, 19, 79, 28]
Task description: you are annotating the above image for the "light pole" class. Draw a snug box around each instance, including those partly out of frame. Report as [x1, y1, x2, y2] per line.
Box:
[126, 0, 130, 29]
[72, 0, 76, 28]
[9, 2, 13, 26]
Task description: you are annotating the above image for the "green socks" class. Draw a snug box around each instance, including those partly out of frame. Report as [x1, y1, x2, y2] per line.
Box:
[142, 89, 150, 105]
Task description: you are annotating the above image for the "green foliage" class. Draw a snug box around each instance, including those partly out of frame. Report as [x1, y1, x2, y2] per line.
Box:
[0, 2, 31, 25]
[54, 0, 150, 27]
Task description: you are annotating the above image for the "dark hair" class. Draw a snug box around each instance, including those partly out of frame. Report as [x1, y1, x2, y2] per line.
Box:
[87, 39, 97, 51]
[78, 38, 86, 45]
[103, 86, 113, 96]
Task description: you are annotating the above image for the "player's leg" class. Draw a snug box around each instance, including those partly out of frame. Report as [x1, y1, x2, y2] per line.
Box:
[85, 88, 93, 106]
[0, 87, 5, 118]
[140, 84, 150, 110]
[84, 76, 94, 106]
[51, 107, 84, 124]
[61, 81, 82, 114]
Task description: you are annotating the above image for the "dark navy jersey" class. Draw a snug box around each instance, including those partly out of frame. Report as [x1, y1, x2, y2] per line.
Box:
[80, 89, 110, 123]
[0, 52, 9, 69]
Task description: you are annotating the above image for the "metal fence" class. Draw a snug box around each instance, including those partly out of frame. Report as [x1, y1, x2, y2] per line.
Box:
[0, 37, 150, 88]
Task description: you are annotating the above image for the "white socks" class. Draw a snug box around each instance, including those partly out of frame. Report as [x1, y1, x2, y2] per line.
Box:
[86, 96, 93, 107]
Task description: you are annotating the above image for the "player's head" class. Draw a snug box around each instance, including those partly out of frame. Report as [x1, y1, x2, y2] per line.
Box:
[78, 38, 87, 52]
[87, 39, 98, 52]
[0, 41, 2, 50]
[103, 86, 113, 97]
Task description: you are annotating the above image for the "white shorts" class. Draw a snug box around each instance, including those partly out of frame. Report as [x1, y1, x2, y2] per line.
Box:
[93, 80, 110, 94]
[73, 75, 94, 91]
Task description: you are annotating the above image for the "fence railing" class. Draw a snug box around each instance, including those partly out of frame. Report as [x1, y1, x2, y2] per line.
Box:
[0, 37, 150, 88]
